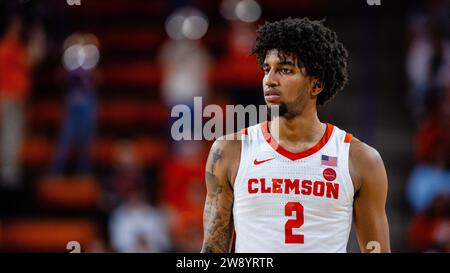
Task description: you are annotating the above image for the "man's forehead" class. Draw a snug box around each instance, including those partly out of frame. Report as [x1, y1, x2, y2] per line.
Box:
[264, 49, 298, 65]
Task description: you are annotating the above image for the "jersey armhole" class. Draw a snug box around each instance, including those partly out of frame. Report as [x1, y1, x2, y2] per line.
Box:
[344, 133, 352, 143]
[341, 131, 355, 204]
[233, 129, 249, 190]
[232, 129, 250, 250]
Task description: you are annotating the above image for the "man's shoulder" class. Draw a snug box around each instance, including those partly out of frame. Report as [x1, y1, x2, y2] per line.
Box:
[212, 131, 244, 155]
[349, 137, 383, 165]
[208, 123, 260, 169]
[348, 137, 386, 191]
[207, 131, 245, 186]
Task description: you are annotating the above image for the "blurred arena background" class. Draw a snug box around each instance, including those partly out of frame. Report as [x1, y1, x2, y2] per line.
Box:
[0, 0, 449, 253]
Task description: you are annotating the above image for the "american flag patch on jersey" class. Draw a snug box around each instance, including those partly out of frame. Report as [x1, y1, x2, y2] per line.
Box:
[321, 155, 337, 166]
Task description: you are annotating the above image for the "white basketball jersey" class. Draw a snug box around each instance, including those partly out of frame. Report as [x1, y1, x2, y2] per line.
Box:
[233, 121, 354, 253]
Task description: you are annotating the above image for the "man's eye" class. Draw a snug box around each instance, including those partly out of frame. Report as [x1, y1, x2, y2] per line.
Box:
[281, 68, 291, 74]
[263, 67, 271, 73]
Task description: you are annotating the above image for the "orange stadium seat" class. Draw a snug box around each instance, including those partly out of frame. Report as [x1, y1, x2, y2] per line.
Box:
[27, 101, 168, 128]
[134, 137, 169, 166]
[27, 101, 62, 126]
[66, 0, 167, 17]
[19, 136, 54, 168]
[98, 28, 164, 50]
[0, 219, 98, 252]
[36, 176, 102, 209]
[209, 57, 263, 88]
[98, 101, 168, 125]
[100, 63, 161, 86]
[19, 137, 167, 168]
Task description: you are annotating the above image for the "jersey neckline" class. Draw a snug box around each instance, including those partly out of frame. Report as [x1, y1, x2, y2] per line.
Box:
[260, 121, 334, 161]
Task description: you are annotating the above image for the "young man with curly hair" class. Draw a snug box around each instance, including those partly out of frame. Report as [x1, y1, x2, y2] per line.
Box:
[201, 17, 390, 253]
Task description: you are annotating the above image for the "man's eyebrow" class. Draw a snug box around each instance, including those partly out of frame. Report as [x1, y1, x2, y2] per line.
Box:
[278, 60, 296, 66]
[262, 60, 296, 67]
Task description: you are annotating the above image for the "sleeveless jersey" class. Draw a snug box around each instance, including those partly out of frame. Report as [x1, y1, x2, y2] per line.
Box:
[233, 121, 354, 253]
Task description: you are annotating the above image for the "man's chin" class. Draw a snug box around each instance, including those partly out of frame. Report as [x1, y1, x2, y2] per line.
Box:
[267, 104, 285, 117]
[266, 101, 281, 107]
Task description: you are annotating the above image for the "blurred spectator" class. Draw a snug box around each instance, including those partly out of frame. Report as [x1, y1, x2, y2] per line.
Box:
[219, 20, 262, 107]
[406, 86, 450, 212]
[158, 7, 211, 154]
[406, 2, 450, 121]
[160, 141, 207, 252]
[405, 0, 450, 217]
[85, 238, 110, 253]
[415, 87, 450, 166]
[158, 8, 211, 108]
[50, 68, 97, 176]
[407, 165, 450, 213]
[50, 33, 100, 176]
[109, 189, 171, 253]
[103, 140, 147, 210]
[408, 194, 450, 252]
[0, 15, 44, 188]
[105, 139, 171, 253]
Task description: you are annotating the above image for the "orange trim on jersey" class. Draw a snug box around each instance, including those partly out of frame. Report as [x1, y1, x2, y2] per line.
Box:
[344, 133, 352, 143]
[261, 121, 334, 161]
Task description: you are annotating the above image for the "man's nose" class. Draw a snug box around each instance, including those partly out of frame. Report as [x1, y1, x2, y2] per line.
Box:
[264, 70, 279, 87]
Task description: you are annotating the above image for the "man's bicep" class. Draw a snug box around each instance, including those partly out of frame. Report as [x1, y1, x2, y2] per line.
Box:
[353, 146, 390, 253]
[201, 140, 234, 253]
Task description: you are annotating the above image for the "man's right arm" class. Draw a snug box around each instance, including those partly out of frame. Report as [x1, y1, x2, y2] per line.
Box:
[201, 138, 235, 253]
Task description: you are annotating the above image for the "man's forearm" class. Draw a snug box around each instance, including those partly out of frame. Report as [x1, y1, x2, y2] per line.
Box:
[201, 172, 234, 253]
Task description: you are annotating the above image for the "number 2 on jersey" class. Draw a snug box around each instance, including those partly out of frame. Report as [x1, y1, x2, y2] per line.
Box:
[285, 202, 304, 244]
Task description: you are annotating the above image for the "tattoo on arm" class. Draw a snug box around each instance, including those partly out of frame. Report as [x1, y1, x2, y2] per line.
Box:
[201, 144, 234, 253]
[210, 147, 222, 173]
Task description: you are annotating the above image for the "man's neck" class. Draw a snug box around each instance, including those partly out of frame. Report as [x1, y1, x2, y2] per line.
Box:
[269, 110, 325, 146]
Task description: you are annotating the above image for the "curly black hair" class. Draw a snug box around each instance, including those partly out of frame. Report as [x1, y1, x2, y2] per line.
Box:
[252, 17, 349, 106]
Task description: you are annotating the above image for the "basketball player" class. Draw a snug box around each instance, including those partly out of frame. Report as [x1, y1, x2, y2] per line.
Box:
[201, 18, 390, 253]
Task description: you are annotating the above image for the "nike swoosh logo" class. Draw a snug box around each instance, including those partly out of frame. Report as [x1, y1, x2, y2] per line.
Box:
[253, 158, 275, 165]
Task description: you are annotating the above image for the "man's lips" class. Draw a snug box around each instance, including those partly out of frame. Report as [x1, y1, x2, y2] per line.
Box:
[264, 89, 281, 101]
[264, 89, 281, 96]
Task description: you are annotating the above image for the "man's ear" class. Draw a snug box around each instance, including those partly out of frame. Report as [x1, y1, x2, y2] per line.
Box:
[310, 78, 324, 96]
